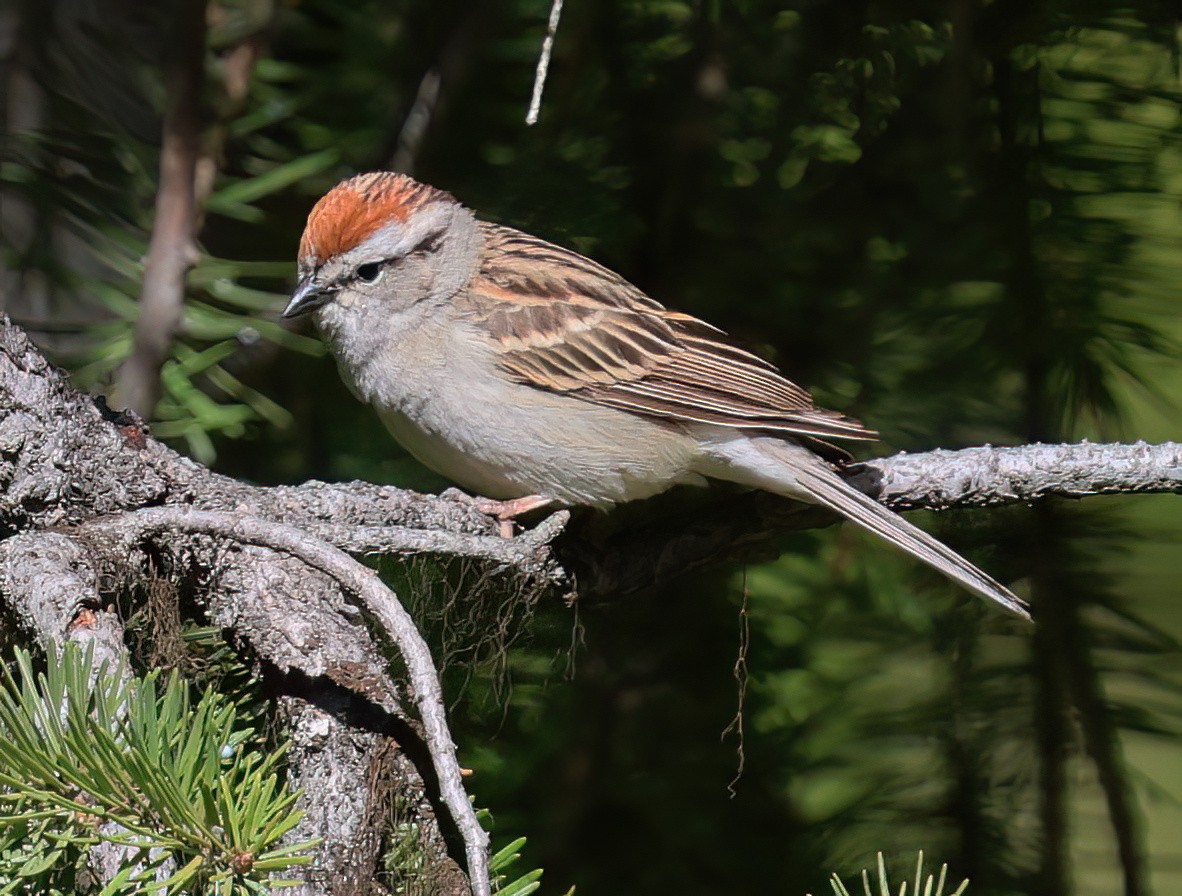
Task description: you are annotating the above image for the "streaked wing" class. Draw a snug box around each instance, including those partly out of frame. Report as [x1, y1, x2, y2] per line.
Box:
[461, 223, 877, 445]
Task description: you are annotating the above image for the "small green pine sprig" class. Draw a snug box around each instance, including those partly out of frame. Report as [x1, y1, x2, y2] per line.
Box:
[0, 645, 315, 894]
[489, 836, 543, 896]
[383, 805, 560, 896]
[811, 851, 968, 896]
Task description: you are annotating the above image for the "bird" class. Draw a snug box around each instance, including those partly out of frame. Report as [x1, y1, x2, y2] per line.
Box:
[284, 171, 1030, 620]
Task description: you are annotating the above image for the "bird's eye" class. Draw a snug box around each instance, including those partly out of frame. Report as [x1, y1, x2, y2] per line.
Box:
[356, 262, 383, 283]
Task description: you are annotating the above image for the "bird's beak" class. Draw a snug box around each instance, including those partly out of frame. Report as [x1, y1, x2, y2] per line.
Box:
[283, 278, 332, 319]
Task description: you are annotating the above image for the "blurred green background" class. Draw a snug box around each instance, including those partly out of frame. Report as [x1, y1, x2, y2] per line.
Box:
[3, 1, 1182, 893]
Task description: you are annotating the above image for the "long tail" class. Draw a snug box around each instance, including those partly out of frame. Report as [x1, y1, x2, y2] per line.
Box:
[789, 461, 1031, 620]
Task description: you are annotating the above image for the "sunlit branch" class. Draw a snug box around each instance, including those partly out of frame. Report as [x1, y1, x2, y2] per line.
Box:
[526, 0, 564, 125]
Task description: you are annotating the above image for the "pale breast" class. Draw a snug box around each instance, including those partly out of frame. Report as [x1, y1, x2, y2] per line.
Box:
[318, 301, 706, 507]
[377, 378, 706, 508]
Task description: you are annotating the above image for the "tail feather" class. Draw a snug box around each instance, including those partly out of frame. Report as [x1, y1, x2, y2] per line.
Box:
[790, 462, 1031, 620]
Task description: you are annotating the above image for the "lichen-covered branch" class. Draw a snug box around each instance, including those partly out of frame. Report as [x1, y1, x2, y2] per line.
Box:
[850, 441, 1182, 509]
[0, 532, 125, 668]
[0, 531, 159, 887]
[81, 506, 491, 896]
[3, 315, 1181, 892]
[8, 317, 1176, 601]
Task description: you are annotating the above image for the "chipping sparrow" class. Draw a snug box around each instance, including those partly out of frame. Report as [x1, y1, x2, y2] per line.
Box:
[284, 172, 1029, 619]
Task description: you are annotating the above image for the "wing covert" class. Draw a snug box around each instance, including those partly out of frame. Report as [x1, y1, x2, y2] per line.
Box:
[461, 223, 878, 446]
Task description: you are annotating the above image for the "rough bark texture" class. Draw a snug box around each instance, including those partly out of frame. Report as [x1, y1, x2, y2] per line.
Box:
[849, 441, 1182, 508]
[1, 316, 1180, 893]
[77, 506, 490, 896]
[279, 697, 401, 896]
[0, 319, 517, 894]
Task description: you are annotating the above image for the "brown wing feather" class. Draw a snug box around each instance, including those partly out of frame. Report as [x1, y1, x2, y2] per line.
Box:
[461, 223, 878, 448]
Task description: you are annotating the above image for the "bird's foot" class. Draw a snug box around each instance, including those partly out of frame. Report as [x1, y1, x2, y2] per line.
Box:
[446, 491, 558, 537]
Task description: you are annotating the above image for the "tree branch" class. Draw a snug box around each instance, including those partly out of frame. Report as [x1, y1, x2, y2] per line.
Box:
[81, 506, 491, 896]
[4, 317, 1182, 891]
[112, 0, 206, 417]
[0, 531, 177, 887]
[525, 0, 564, 125]
[9, 313, 1174, 603]
[569, 441, 1182, 597]
[849, 441, 1182, 508]
[390, 69, 442, 173]
[0, 532, 126, 668]
[156, 534, 431, 891]
[278, 697, 399, 896]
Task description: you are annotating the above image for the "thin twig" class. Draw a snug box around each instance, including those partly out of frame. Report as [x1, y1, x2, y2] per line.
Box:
[301, 512, 568, 578]
[112, 0, 206, 417]
[723, 569, 749, 799]
[390, 69, 442, 173]
[525, 0, 564, 125]
[86, 507, 491, 896]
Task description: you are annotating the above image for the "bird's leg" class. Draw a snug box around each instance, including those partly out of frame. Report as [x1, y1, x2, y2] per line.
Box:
[446, 491, 558, 537]
[477, 495, 558, 537]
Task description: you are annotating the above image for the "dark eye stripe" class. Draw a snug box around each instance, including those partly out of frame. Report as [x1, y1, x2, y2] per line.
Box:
[412, 231, 443, 256]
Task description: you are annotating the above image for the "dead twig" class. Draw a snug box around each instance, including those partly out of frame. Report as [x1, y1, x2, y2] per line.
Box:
[113, 0, 207, 417]
[525, 0, 564, 125]
[391, 69, 442, 173]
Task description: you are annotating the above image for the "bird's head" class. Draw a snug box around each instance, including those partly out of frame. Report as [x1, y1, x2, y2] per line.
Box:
[284, 172, 480, 319]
